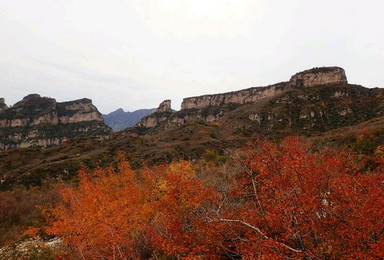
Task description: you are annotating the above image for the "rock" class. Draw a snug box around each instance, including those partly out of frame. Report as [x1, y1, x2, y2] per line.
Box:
[0, 237, 64, 259]
[0, 98, 9, 111]
[0, 94, 112, 151]
[157, 100, 172, 113]
[289, 67, 348, 88]
[136, 100, 173, 128]
[181, 84, 285, 110]
[59, 99, 104, 124]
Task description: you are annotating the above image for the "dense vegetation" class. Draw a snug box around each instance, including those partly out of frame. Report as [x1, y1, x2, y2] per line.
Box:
[22, 137, 382, 259]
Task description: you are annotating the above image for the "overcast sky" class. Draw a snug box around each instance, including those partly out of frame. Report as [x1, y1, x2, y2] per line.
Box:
[1, 0, 383, 113]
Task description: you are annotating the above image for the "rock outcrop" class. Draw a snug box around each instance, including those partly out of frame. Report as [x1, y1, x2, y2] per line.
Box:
[137, 100, 174, 128]
[0, 94, 112, 151]
[289, 67, 348, 88]
[0, 98, 8, 111]
[157, 100, 172, 113]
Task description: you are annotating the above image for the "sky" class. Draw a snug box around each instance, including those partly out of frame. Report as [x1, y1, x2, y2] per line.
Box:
[0, 0, 383, 114]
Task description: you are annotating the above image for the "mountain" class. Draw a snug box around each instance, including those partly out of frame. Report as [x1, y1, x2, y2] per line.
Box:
[103, 108, 156, 132]
[132, 66, 384, 158]
[0, 94, 112, 151]
[137, 66, 356, 131]
[2, 66, 384, 190]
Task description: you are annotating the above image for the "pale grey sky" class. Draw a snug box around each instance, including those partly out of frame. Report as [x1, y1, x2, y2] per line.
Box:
[1, 0, 383, 113]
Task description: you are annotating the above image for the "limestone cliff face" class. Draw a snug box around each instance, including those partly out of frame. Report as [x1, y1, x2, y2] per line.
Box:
[289, 67, 347, 88]
[181, 84, 285, 110]
[58, 98, 104, 124]
[0, 94, 111, 151]
[181, 66, 347, 111]
[137, 66, 353, 129]
[156, 100, 172, 113]
[137, 100, 173, 128]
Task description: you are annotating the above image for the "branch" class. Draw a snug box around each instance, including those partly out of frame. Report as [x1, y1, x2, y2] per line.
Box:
[207, 218, 302, 254]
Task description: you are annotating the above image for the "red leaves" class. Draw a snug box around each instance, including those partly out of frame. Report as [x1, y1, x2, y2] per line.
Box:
[45, 139, 384, 259]
[145, 161, 221, 258]
[223, 137, 384, 258]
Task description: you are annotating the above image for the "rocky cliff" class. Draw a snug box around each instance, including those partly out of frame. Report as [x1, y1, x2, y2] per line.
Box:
[289, 67, 348, 88]
[181, 66, 347, 111]
[157, 100, 172, 113]
[137, 66, 350, 128]
[137, 100, 174, 128]
[0, 94, 112, 151]
[180, 84, 286, 110]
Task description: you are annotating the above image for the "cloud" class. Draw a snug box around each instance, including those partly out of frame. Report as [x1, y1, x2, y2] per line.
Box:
[27, 58, 141, 86]
[0, 0, 383, 114]
[128, 0, 262, 40]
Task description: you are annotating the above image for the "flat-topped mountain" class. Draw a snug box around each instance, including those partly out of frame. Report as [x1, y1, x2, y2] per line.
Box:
[134, 66, 384, 153]
[137, 66, 352, 129]
[0, 94, 112, 150]
[181, 66, 348, 110]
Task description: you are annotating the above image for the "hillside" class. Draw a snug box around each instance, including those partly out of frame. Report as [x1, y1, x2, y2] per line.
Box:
[1, 67, 384, 191]
[2, 66, 384, 258]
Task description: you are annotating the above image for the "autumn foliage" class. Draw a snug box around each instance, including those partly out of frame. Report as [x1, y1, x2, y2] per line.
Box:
[220, 137, 384, 259]
[45, 138, 384, 259]
[46, 153, 220, 259]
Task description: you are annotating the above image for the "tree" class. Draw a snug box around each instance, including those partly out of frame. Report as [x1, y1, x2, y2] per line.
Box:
[45, 139, 384, 259]
[45, 155, 219, 259]
[209, 137, 384, 259]
[46, 153, 153, 259]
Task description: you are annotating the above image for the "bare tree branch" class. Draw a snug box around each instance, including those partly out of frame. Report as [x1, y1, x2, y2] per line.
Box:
[207, 217, 303, 253]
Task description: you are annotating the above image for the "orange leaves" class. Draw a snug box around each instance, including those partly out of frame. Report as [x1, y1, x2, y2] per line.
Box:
[144, 161, 221, 258]
[46, 156, 150, 259]
[45, 139, 384, 259]
[46, 157, 220, 259]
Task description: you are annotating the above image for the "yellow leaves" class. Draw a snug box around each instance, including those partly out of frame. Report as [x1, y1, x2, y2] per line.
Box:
[156, 178, 168, 193]
[374, 145, 384, 157]
[166, 161, 196, 179]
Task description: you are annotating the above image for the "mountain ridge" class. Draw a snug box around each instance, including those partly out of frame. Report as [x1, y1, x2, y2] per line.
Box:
[2, 66, 384, 190]
[103, 108, 156, 132]
[137, 66, 350, 129]
[0, 94, 112, 151]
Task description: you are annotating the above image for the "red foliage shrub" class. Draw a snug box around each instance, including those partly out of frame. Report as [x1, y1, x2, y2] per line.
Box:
[46, 139, 384, 259]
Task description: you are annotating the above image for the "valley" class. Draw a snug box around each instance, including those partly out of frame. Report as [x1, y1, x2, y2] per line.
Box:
[1, 66, 384, 259]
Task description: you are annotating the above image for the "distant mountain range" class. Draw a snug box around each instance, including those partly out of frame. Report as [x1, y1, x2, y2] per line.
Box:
[103, 108, 156, 132]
